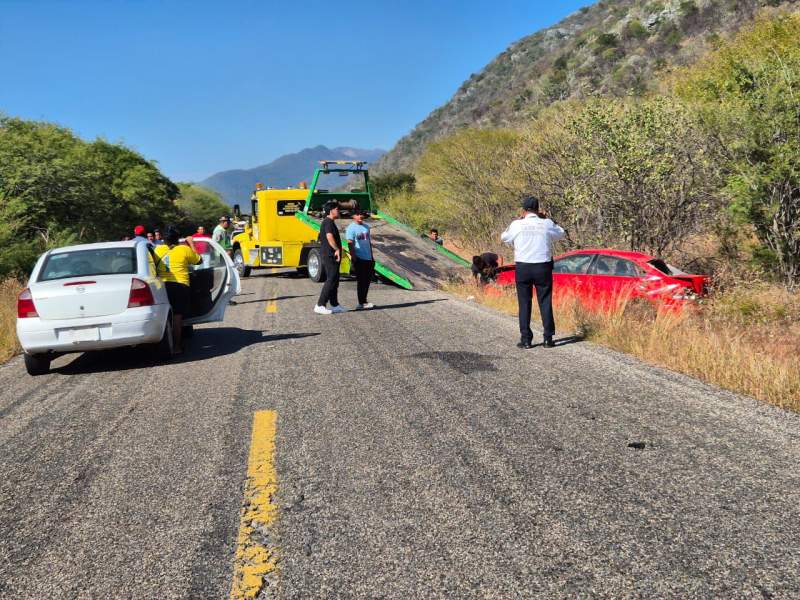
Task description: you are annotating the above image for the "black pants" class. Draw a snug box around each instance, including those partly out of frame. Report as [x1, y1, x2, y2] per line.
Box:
[318, 254, 340, 307]
[515, 261, 555, 342]
[353, 259, 374, 304]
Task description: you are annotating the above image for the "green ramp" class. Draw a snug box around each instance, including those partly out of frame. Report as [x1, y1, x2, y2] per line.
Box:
[295, 211, 414, 290]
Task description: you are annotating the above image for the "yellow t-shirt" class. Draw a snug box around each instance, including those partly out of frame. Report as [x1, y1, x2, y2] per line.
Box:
[154, 244, 201, 286]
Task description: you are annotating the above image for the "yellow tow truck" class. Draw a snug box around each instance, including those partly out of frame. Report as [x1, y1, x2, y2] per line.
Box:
[230, 181, 347, 280]
[231, 160, 468, 289]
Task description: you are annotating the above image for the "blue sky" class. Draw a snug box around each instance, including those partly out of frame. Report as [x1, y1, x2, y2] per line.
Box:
[1, 1, 590, 181]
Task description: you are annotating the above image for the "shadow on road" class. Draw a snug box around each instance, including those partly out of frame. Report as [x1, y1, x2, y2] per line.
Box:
[368, 299, 447, 311]
[553, 335, 584, 347]
[231, 294, 314, 306]
[54, 328, 320, 374]
[530, 335, 584, 348]
[249, 270, 306, 279]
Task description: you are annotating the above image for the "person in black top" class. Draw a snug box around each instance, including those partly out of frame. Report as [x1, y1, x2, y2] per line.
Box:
[471, 252, 500, 285]
[314, 201, 346, 314]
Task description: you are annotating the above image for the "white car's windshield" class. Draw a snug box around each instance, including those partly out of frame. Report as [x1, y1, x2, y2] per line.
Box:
[39, 248, 137, 281]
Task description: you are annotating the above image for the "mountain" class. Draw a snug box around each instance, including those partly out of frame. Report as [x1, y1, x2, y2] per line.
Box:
[202, 145, 386, 205]
[375, 0, 799, 173]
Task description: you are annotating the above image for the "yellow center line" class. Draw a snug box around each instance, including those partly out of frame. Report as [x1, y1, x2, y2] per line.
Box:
[265, 300, 278, 313]
[230, 410, 280, 599]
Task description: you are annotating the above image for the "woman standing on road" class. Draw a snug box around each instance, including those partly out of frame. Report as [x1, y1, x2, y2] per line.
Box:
[154, 226, 202, 354]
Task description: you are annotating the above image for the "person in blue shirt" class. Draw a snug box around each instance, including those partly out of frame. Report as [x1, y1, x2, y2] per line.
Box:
[345, 208, 376, 309]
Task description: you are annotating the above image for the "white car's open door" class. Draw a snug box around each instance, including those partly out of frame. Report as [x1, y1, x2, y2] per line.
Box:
[184, 238, 241, 326]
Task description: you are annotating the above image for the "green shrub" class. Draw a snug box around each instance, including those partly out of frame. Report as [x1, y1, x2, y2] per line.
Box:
[623, 19, 649, 40]
[594, 32, 619, 54]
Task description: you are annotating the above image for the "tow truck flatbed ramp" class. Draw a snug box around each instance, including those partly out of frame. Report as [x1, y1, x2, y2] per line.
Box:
[295, 212, 469, 290]
[359, 215, 469, 290]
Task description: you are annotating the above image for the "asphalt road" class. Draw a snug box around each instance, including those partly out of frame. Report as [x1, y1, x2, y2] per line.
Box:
[1, 270, 799, 599]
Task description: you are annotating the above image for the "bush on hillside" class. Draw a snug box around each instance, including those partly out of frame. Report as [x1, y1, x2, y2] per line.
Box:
[370, 172, 416, 205]
[506, 97, 721, 257]
[415, 128, 522, 250]
[674, 13, 800, 288]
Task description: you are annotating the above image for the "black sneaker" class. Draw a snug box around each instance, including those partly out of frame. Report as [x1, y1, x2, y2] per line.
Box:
[516, 340, 533, 349]
[543, 338, 556, 348]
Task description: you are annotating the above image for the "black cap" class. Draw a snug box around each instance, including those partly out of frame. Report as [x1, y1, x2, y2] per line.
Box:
[323, 201, 339, 215]
[521, 195, 539, 213]
[164, 225, 181, 244]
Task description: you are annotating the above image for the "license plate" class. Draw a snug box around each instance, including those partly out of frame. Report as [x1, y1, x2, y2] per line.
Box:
[59, 327, 101, 343]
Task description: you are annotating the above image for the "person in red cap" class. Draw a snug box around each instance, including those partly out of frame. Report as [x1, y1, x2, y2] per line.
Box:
[133, 225, 147, 241]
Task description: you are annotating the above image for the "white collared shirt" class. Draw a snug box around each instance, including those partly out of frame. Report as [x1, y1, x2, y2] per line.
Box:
[501, 213, 566, 263]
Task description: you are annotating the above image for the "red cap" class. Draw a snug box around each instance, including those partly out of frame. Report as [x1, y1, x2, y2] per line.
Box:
[134, 225, 145, 235]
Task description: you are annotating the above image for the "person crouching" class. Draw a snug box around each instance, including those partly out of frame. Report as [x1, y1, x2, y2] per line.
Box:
[471, 252, 500, 286]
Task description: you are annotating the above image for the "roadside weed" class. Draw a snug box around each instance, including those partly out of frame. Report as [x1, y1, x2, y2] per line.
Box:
[0, 278, 23, 363]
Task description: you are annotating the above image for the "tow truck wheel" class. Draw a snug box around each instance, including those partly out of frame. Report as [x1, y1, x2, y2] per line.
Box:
[307, 248, 325, 282]
[233, 249, 251, 278]
[24, 353, 51, 376]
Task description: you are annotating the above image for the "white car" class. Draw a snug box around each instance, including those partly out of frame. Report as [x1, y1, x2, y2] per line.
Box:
[16, 238, 241, 375]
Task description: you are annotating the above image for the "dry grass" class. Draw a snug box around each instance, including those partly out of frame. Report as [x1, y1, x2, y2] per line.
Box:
[0, 278, 23, 363]
[447, 282, 800, 412]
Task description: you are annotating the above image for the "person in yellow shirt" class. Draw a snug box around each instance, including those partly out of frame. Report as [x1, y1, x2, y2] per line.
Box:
[154, 226, 202, 354]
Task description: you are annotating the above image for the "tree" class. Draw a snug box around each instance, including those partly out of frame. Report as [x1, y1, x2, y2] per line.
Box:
[175, 183, 230, 231]
[506, 102, 600, 249]
[415, 128, 521, 249]
[0, 116, 180, 276]
[370, 172, 416, 205]
[674, 13, 800, 287]
[508, 98, 721, 256]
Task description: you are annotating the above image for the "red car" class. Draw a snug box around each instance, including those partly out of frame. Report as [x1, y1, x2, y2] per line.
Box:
[494, 249, 708, 310]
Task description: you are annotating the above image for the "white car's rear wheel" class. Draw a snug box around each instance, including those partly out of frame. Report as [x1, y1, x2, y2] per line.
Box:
[155, 317, 174, 359]
[24, 353, 51, 376]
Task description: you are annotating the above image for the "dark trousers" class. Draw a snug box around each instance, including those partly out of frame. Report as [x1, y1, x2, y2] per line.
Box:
[353, 259, 374, 304]
[515, 261, 555, 342]
[318, 254, 340, 307]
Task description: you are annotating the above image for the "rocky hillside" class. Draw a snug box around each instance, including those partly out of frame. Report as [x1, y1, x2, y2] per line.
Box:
[202, 145, 385, 205]
[376, 0, 799, 173]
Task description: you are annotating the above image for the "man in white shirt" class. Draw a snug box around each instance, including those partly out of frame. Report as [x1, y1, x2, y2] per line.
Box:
[501, 195, 566, 349]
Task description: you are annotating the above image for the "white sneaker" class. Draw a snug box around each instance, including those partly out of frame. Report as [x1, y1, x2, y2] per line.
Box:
[357, 303, 375, 310]
[314, 305, 332, 315]
[330, 305, 348, 313]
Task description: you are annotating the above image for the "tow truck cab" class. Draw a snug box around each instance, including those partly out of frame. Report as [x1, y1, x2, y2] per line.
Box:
[231, 187, 316, 277]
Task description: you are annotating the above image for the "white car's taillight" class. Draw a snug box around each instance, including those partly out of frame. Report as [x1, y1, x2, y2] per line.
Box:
[127, 278, 155, 308]
[17, 288, 39, 318]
